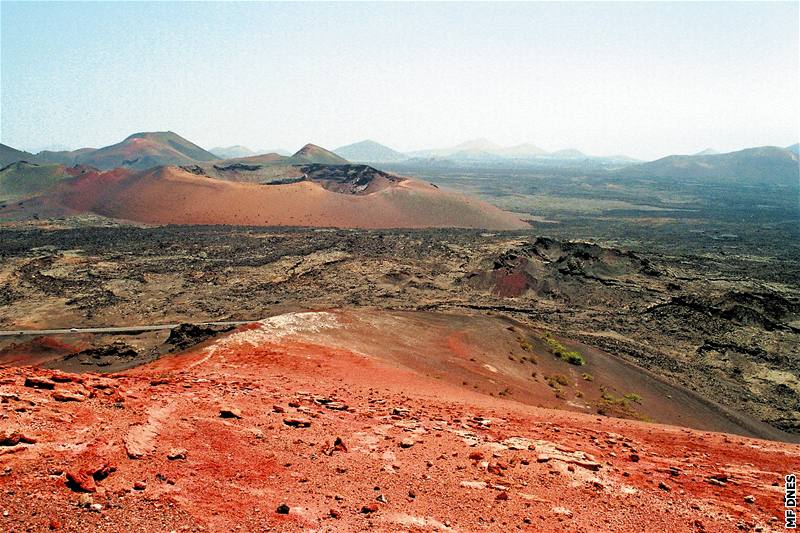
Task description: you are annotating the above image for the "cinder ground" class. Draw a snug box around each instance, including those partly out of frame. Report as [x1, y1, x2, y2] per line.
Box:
[1, 311, 798, 532]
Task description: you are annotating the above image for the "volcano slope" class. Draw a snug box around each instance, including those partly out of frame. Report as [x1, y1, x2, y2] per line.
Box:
[1, 164, 528, 230]
[1, 310, 798, 532]
[0, 226, 797, 438]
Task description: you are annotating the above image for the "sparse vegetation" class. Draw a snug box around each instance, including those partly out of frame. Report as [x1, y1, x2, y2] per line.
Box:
[541, 333, 586, 366]
[623, 392, 642, 404]
[595, 387, 649, 421]
[545, 374, 569, 388]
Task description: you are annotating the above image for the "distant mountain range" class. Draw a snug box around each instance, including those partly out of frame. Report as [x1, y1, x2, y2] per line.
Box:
[210, 145, 255, 159]
[620, 146, 799, 183]
[332, 138, 635, 165]
[2, 134, 798, 185]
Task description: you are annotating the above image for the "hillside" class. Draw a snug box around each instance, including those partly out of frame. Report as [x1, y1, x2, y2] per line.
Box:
[290, 144, 349, 165]
[0, 161, 74, 202]
[74, 131, 218, 170]
[0, 143, 38, 167]
[0, 309, 795, 531]
[4, 165, 527, 229]
[622, 146, 800, 183]
[36, 147, 96, 165]
[333, 140, 407, 162]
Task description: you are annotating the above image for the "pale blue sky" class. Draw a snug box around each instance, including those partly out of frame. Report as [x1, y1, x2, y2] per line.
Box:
[1, 1, 797, 159]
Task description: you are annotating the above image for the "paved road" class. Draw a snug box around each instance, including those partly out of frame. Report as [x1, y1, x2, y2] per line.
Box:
[0, 321, 253, 337]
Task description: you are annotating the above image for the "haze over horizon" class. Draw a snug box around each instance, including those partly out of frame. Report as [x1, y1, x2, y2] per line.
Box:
[1, 2, 797, 160]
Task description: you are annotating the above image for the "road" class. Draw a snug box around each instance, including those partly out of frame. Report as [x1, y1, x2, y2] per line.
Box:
[0, 320, 253, 337]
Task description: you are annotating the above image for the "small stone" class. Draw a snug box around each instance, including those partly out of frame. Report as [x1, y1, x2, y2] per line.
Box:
[133, 481, 146, 490]
[329, 509, 340, 518]
[92, 464, 116, 481]
[744, 495, 755, 504]
[495, 491, 509, 501]
[272, 405, 285, 413]
[468, 451, 484, 461]
[0, 431, 36, 447]
[536, 454, 550, 463]
[658, 481, 671, 492]
[219, 407, 242, 419]
[361, 503, 378, 514]
[24, 376, 55, 390]
[567, 459, 602, 472]
[629, 453, 640, 462]
[276, 503, 290, 514]
[333, 437, 347, 453]
[167, 448, 188, 460]
[283, 417, 311, 428]
[52, 392, 85, 402]
[89, 503, 102, 513]
[66, 470, 96, 493]
[399, 438, 415, 448]
[376, 494, 387, 503]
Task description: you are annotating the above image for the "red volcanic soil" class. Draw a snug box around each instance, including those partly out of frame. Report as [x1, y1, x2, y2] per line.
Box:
[1, 310, 796, 532]
[6, 166, 528, 229]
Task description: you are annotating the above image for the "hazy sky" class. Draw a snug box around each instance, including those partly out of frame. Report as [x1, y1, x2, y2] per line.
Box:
[1, 1, 797, 159]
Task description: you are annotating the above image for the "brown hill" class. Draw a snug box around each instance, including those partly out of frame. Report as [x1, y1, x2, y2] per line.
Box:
[72, 132, 218, 170]
[290, 143, 349, 165]
[6, 165, 528, 229]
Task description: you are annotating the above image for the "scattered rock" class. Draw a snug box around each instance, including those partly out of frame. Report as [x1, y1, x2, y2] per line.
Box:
[167, 448, 188, 460]
[66, 471, 96, 493]
[133, 481, 147, 491]
[361, 503, 378, 514]
[629, 453, 640, 462]
[52, 391, 85, 402]
[399, 438, 415, 448]
[219, 407, 242, 419]
[536, 454, 551, 463]
[0, 431, 36, 447]
[24, 376, 55, 390]
[744, 495, 755, 504]
[283, 417, 311, 428]
[92, 464, 116, 482]
[566, 459, 602, 471]
[658, 481, 671, 492]
[276, 503, 290, 514]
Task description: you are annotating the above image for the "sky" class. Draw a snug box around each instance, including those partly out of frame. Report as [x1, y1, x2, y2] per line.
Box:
[1, 1, 798, 160]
